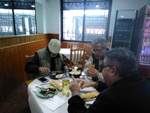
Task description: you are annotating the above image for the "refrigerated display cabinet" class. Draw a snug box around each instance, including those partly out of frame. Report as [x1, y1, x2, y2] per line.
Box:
[135, 4, 150, 78]
[112, 10, 138, 49]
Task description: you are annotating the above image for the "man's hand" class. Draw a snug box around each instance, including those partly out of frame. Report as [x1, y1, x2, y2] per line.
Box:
[38, 67, 50, 73]
[76, 79, 96, 89]
[69, 75, 82, 96]
[86, 68, 99, 77]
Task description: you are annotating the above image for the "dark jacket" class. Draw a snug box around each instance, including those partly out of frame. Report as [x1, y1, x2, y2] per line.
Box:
[68, 72, 150, 113]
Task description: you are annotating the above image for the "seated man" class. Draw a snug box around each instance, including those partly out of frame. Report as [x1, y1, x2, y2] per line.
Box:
[25, 39, 65, 79]
[83, 37, 108, 82]
[69, 47, 150, 113]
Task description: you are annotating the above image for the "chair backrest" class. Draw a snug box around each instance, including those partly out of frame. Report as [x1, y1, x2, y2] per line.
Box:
[25, 55, 34, 80]
[70, 48, 85, 69]
[84, 44, 92, 60]
[67, 43, 79, 49]
[25, 55, 34, 63]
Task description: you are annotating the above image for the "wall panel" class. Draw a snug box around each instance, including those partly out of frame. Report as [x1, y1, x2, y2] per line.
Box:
[0, 33, 59, 100]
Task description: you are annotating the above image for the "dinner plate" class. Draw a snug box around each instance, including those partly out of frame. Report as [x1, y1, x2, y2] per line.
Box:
[49, 72, 64, 80]
[36, 86, 58, 98]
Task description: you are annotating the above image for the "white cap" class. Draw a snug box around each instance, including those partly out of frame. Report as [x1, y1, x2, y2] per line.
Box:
[48, 39, 61, 53]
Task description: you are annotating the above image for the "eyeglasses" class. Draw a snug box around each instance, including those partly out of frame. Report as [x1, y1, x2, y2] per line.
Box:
[100, 65, 120, 73]
[100, 65, 112, 70]
[92, 48, 104, 53]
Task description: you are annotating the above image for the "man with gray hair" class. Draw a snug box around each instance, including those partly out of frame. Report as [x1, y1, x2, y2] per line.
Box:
[68, 47, 150, 113]
[84, 37, 108, 82]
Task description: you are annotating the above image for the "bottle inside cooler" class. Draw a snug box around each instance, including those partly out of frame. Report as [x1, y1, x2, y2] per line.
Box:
[140, 37, 150, 64]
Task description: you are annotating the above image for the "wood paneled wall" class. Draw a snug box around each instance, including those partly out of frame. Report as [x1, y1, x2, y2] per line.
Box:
[0, 33, 59, 48]
[0, 33, 59, 100]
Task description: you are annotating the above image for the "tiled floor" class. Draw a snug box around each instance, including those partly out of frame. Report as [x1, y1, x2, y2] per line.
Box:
[0, 83, 31, 113]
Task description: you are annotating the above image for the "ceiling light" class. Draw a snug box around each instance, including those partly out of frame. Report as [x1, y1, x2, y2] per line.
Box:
[4, 4, 9, 6]
[95, 5, 99, 8]
[121, 15, 124, 18]
[31, 5, 35, 8]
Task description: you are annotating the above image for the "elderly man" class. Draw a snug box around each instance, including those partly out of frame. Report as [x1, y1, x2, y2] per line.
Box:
[83, 37, 108, 82]
[25, 39, 65, 78]
[68, 47, 150, 113]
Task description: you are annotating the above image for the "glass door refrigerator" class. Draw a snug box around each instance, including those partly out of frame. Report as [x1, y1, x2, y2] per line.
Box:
[135, 4, 150, 78]
[112, 10, 138, 49]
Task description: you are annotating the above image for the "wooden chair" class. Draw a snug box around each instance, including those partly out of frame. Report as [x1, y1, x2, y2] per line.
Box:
[70, 48, 85, 70]
[25, 55, 34, 85]
[84, 44, 92, 60]
[67, 43, 79, 49]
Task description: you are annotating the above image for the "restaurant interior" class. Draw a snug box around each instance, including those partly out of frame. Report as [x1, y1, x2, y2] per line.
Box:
[0, 0, 150, 113]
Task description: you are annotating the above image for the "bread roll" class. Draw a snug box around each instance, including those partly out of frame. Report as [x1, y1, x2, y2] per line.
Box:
[81, 91, 100, 101]
[88, 62, 95, 69]
[50, 80, 62, 90]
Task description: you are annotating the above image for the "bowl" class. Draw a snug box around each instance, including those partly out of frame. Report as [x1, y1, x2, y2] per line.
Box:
[69, 69, 82, 78]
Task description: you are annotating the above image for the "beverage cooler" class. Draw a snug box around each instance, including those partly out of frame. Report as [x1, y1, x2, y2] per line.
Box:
[135, 4, 150, 78]
[112, 10, 138, 49]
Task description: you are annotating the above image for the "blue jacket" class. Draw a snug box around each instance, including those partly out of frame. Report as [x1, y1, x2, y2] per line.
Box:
[68, 72, 150, 113]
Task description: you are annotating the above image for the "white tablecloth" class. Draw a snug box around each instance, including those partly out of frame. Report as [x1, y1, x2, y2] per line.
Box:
[60, 48, 70, 59]
[28, 73, 94, 113]
[28, 76, 71, 113]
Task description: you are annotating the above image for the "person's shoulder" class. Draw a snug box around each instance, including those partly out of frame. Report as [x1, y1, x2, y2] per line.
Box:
[37, 48, 46, 52]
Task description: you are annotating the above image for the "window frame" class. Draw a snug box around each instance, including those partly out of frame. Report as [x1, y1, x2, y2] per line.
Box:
[0, 0, 36, 36]
[61, 0, 112, 43]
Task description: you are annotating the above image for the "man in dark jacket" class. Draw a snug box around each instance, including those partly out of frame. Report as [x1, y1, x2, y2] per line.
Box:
[25, 39, 65, 78]
[68, 47, 150, 113]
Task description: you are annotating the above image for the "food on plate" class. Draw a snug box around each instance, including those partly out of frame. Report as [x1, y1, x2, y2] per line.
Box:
[40, 87, 56, 95]
[55, 74, 64, 78]
[69, 69, 81, 75]
[45, 91, 55, 94]
[88, 62, 95, 69]
[41, 90, 55, 94]
[50, 80, 62, 90]
[81, 91, 100, 101]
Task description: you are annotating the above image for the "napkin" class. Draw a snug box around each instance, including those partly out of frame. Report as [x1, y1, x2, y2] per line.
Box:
[43, 95, 66, 111]
[85, 100, 95, 105]
[30, 84, 39, 92]
[80, 87, 96, 92]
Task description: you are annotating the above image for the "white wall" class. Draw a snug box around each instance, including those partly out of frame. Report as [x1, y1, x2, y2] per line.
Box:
[35, 1, 43, 33]
[35, 0, 47, 33]
[44, 0, 60, 34]
[35, 0, 150, 39]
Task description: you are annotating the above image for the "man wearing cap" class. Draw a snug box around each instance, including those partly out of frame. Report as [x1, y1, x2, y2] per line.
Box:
[25, 39, 65, 78]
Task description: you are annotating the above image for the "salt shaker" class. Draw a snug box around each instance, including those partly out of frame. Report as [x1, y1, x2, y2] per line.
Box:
[64, 65, 69, 77]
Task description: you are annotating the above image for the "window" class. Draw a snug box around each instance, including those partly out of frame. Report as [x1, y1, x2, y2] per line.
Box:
[61, 0, 112, 42]
[0, 0, 36, 36]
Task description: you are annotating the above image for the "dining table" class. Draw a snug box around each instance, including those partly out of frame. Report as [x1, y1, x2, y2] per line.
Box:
[27, 73, 96, 113]
[28, 76, 70, 113]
